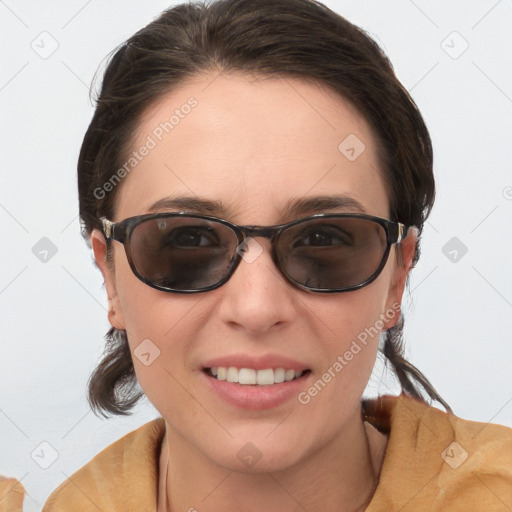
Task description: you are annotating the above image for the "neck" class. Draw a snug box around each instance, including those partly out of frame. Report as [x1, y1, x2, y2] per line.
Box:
[158, 413, 388, 512]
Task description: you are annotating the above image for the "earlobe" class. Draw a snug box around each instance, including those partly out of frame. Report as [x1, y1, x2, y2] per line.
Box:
[382, 227, 418, 330]
[91, 230, 126, 330]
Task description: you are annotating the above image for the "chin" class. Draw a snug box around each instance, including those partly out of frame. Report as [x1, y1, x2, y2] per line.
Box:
[203, 434, 311, 474]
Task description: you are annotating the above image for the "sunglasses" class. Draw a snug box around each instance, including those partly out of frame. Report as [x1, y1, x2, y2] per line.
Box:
[100, 212, 409, 294]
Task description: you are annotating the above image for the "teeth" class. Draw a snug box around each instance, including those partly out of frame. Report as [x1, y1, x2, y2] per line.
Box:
[274, 368, 285, 383]
[226, 367, 238, 383]
[257, 369, 274, 385]
[239, 368, 257, 385]
[209, 367, 304, 386]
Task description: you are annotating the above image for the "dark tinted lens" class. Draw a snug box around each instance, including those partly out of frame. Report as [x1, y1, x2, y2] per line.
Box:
[278, 217, 388, 290]
[129, 217, 237, 290]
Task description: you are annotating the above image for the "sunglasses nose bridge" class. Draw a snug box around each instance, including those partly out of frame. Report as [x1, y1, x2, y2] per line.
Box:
[242, 225, 279, 240]
[231, 225, 294, 289]
[238, 225, 283, 256]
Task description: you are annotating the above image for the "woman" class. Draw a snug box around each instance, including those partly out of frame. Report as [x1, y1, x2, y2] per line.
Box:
[43, 0, 512, 510]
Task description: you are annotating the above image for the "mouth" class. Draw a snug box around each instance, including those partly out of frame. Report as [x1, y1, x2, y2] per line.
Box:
[204, 367, 311, 385]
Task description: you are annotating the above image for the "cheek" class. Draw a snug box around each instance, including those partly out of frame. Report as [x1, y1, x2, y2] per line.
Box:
[321, 266, 393, 346]
[312, 275, 395, 389]
[111, 249, 198, 373]
[112, 247, 166, 334]
[118, 288, 205, 425]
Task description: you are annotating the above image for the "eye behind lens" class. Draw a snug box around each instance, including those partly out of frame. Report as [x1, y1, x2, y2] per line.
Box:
[277, 217, 389, 291]
[128, 216, 240, 292]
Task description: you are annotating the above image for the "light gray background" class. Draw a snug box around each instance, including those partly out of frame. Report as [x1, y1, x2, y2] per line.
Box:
[1, 1, 511, 510]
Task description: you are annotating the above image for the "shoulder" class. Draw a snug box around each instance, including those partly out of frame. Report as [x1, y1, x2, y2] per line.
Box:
[365, 394, 512, 511]
[0, 477, 25, 512]
[42, 418, 165, 512]
[391, 394, 512, 466]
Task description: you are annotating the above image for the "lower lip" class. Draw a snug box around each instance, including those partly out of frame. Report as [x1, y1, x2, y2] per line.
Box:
[203, 371, 310, 410]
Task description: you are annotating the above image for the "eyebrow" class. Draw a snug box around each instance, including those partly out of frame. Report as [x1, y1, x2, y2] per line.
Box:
[146, 194, 367, 218]
[147, 196, 224, 215]
[286, 195, 367, 216]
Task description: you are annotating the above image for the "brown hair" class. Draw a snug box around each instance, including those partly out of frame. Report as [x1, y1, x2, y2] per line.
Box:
[79, 0, 451, 416]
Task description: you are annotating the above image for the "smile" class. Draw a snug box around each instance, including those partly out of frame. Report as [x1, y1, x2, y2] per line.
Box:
[206, 367, 308, 385]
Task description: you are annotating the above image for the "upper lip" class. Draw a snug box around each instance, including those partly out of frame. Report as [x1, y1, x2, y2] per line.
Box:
[202, 354, 310, 372]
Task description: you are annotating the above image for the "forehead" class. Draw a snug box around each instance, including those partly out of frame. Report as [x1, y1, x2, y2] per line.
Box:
[115, 71, 389, 222]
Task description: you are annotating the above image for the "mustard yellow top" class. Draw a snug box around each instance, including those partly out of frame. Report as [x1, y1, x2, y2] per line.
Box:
[0, 478, 25, 512]
[30, 395, 512, 510]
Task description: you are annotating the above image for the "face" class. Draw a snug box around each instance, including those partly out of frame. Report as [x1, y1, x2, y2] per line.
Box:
[92, 72, 415, 473]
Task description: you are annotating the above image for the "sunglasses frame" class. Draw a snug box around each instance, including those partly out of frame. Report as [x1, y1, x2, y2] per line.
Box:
[100, 212, 409, 294]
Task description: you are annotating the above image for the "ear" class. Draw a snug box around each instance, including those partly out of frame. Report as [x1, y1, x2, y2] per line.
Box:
[381, 227, 418, 330]
[91, 229, 126, 330]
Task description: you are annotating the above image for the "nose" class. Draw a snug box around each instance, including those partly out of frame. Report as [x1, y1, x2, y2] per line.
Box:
[216, 237, 299, 335]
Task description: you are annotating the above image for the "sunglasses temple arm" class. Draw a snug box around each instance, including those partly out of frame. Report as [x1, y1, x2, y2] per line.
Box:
[397, 224, 419, 243]
[100, 217, 114, 240]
